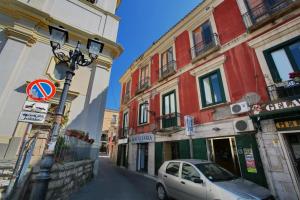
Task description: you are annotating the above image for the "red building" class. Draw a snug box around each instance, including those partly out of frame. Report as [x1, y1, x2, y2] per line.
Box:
[118, 0, 300, 199]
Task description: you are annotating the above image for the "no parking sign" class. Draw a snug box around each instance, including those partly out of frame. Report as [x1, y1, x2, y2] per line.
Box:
[26, 79, 56, 102]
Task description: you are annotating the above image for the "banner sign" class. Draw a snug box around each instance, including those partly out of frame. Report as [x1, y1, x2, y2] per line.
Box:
[184, 115, 194, 136]
[23, 101, 49, 113]
[244, 148, 257, 173]
[251, 98, 300, 115]
[130, 133, 154, 144]
[18, 111, 46, 123]
[275, 119, 300, 131]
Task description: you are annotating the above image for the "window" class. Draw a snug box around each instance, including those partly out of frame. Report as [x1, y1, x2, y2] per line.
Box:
[199, 70, 225, 107]
[139, 101, 148, 125]
[54, 62, 69, 80]
[192, 21, 213, 57]
[125, 80, 131, 95]
[140, 65, 149, 86]
[264, 37, 300, 82]
[181, 163, 200, 182]
[161, 47, 174, 67]
[166, 162, 180, 177]
[122, 112, 129, 137]
[162, 90, 177, 128]
[111, 115, 117, 124]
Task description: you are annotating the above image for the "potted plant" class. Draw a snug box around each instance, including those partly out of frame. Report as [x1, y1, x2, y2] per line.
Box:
[289, 72, 300, 82]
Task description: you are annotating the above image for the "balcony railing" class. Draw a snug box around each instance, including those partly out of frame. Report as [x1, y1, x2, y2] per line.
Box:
[156, 112, 181, 131]
[122, 93, 130, 104]
[191, 33, 220, 60]
[118, 127, 129, 138]
[160, 60, 177, 80]
[267, 80, 300, 101]
[136, 77, 150, 94]
[243, 0, 297, 30]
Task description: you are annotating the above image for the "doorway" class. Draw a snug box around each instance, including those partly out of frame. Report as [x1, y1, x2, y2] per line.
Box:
[208, 137, 241, 176]
[137, 143, 148, 173]
[285, 133, 300, 181]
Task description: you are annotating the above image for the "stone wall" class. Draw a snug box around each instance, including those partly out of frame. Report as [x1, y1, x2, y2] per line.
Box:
[31, 160, 94, 200]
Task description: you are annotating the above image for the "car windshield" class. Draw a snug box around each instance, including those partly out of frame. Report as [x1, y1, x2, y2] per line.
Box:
[195, 163, 238, 182]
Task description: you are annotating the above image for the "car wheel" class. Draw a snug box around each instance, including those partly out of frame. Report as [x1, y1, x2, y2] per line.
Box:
[157, 184, 168, 200]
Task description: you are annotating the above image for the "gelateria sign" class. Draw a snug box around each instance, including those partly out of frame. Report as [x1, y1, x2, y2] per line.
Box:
[251, 98, 300, 115]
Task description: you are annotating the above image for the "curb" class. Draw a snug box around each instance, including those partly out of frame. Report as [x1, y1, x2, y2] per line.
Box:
[119, 166, 158, 181]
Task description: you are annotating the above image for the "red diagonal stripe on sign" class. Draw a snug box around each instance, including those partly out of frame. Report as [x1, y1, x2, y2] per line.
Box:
[36, 82, 48, 99]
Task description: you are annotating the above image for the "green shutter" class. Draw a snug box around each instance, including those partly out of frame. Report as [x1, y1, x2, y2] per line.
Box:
[193, 138, 208, 160]
[155, 142, 163, 175]
[179, 140, 190, 159]
[236, 134, 268, 188]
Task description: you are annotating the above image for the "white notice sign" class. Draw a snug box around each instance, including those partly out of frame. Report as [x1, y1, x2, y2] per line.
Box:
[23, 101, 49, 113]
[18, 111, 46, 123]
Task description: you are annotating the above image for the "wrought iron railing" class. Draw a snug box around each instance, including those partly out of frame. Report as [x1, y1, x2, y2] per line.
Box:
[118, 127, 129, 138]
[160, 60, 177, 80]
[157, 112, 181, 130]
[191, 33, 219, 59]
[267, 80, 300, 101]
[136, 77, 150, 94]
[242, 0, 295, 29]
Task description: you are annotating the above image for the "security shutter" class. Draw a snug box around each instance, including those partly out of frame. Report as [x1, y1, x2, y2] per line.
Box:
[179, 140, 190, 159]
[193, 138, 208, 160]
[155, 142, 163, 175]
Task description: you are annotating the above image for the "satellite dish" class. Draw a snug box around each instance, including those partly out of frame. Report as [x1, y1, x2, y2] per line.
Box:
[243, 92, 261, 105]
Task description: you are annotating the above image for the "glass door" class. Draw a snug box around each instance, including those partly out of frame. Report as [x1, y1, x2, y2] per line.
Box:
[162, 90, 177, 128]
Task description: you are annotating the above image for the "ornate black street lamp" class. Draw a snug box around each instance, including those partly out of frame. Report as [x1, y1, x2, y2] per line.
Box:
[30, 26, 104, 200]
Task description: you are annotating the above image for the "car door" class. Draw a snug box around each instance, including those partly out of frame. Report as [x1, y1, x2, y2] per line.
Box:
[179, 163, 207, 200]
[163, 162, 183, 199]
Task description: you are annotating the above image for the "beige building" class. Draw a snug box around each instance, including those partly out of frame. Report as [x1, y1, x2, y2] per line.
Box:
[101, 109, 119, 163]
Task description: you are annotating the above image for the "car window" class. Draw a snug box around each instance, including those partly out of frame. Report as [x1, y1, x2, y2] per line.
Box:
[195, 163, 237, 182]
[181, 163, 200, 182]
[166, 162, 180, 177]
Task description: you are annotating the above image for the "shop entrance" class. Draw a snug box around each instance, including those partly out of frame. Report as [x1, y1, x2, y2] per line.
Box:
[137, 143, 148, 173]
[285, 133, 300, 181]
[117, 144, 127, 167]
[208, 137, 241, 176]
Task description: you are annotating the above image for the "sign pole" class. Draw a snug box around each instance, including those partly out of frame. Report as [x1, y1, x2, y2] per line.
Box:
[189, 135, 194, 159]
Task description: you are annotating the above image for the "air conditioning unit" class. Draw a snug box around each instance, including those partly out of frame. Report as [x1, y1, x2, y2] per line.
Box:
[234, 119, 255, 133]
[230, 101, 250, 114]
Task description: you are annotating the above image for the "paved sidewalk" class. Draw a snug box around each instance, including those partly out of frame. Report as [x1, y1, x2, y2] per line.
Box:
[70, 157, 158, 200]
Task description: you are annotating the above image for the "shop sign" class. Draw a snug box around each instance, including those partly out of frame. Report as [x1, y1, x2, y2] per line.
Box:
[184, 115, 194, 136]
[130, 133, 154, 144]
[18, 111, 46, 123]
[118, 138, 128, 144]
[275, 119, 300, 131]
[251, 98, 300, 115]
[244, 148, 257, 173]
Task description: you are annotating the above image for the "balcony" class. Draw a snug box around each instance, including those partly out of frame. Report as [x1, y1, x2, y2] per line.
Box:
[118, 128, 129, 138]
[135, 77, 150, 94]
[267, 80, 300, 101]
[191, 33, 220, 63]
[243, 0, 299, 31]
[122, 93, 130, 104]
[156, 112, 181, 133]
[160, 60, 177, 81]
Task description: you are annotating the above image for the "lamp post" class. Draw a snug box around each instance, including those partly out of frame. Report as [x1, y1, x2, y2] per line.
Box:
[30, 26, 104, 200]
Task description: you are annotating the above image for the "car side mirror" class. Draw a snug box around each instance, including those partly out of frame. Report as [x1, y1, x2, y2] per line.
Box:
[193, 178, 203, 184]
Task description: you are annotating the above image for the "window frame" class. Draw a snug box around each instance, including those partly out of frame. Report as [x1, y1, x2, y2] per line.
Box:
[198, 69, 226, 107]
[166, 162, 181, 177]
[192, 20, 213, 48]
[138, 101, 149, 125]
[263, 36, 300, 83]
[181, 163, 201, 182]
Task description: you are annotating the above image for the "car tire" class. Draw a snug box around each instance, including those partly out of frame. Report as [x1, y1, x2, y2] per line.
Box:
[157, 184, 168, 200]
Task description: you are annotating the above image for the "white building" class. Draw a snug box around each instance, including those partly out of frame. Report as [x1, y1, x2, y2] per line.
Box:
[0, 0, 122, 173]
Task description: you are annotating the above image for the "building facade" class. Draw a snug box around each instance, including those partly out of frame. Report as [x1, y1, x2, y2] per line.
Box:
[118, 0, 300, 199]
[101, 109, 119, 163]
[0, 0, 122, 192]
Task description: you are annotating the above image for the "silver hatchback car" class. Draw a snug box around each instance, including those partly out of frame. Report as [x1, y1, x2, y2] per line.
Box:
[156, 159, 274, 200]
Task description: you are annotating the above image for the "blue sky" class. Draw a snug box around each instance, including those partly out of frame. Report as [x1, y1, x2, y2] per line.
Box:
[105, 0, 201, 110]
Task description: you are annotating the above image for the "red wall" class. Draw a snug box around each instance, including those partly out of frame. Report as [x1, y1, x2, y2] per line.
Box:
[224, 42, 268, 102]
[151, 54, 159, 84]
[175, 30, 192, 68]
[213, 0, 246, 44]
